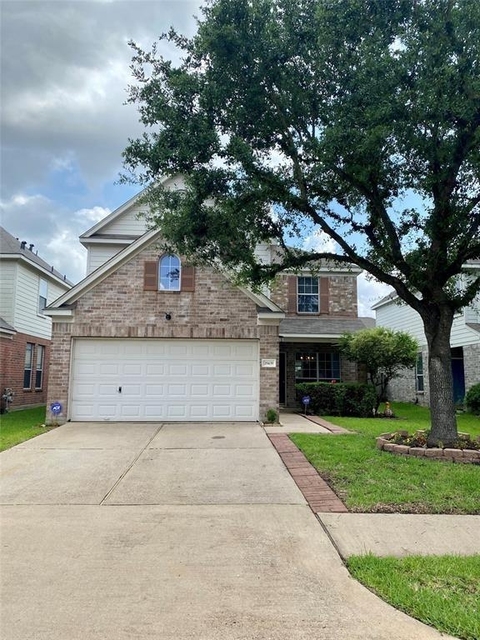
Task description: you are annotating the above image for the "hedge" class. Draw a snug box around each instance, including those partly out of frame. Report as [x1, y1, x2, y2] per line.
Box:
[295, 382, 377, 417]
[465, 383, 480, 415]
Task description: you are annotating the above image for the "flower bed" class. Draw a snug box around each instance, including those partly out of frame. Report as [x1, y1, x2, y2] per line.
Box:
[376, 430, 480, 464]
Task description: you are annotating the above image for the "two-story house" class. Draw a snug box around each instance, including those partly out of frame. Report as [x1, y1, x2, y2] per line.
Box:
[373, 265, 480, 405]
[0, 227, 72, 411]
[44, 179, 373, 423]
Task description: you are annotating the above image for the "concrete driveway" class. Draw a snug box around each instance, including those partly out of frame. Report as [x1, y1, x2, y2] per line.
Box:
[0, 422, 452, 640]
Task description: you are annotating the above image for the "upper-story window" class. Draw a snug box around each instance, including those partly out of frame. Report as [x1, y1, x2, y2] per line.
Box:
[38, 279, 48, 314]
[159, 255, 181, 291]
[297, 276, 319, 313]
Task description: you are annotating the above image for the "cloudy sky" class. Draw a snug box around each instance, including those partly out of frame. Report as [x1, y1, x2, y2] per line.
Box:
[0, 0, 390, 315]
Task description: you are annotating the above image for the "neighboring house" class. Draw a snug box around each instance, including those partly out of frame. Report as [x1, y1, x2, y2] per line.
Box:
[0, 227, 72, 411]
[45, 177, 373, 423]
[373, 267, 480, 406]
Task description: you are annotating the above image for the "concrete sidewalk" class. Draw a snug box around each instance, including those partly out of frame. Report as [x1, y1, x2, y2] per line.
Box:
[265, 411, 349, 433]
[318, 513, 480, 558]
[1, 421, 455, 639]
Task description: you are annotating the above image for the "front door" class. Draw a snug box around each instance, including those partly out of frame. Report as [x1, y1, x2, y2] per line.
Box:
[279, 352, 286, 405]
[451, 347, 465, 404]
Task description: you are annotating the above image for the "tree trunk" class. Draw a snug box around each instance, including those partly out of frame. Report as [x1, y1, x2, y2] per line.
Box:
[421, 304, 458, 447]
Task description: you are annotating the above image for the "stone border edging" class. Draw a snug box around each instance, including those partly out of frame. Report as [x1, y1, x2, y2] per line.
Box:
[376, 434, 480, 464]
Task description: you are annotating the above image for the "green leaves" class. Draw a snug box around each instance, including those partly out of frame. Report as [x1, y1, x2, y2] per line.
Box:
[122, 0, 480, 308]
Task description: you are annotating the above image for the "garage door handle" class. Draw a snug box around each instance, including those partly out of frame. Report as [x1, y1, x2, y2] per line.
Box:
[118, 386, 122, 393]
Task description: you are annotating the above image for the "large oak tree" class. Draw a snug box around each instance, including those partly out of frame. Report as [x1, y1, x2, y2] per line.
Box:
[122, 0, 480, 446]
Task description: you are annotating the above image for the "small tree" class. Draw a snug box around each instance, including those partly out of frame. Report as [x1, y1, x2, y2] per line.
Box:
[339, 328, 418, 412]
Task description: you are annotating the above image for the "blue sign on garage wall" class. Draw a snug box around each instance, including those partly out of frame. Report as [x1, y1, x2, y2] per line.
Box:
[50, 402, 62, 415]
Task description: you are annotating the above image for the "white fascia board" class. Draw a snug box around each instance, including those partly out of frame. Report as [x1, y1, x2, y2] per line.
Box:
[80, 236, 139, 246]
[238, 286, 283, 313]
[0, 328, 16, 337]
[279, 334, 342, 342]
[371, 293, 398, 311]
[47, 228, 161, 309]
[43, 308, 74, 319]
[257, 313, 285, 326]
[0, 254, 72, 289]
[284, 264, 362, 275]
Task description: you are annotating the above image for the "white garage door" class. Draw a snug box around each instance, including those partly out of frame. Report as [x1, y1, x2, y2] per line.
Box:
[70, 339, 259, 421]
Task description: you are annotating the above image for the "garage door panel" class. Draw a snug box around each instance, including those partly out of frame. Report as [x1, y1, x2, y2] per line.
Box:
[71, 339, 259, 422]
[146, 363, 166, 375]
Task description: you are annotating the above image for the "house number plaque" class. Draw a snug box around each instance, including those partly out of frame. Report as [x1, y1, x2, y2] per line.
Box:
[261, 359, 277, 368]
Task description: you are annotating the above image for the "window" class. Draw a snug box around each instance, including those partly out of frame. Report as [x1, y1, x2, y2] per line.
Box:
[297, 277, 319, 313]
[295, 352, 341, 382]
[39, 278, 48, 314]
[24, 343, 34, 389]
[35, 345, 45, 389]
[159, 255, 181, 291]
[415, 353, 424, 392]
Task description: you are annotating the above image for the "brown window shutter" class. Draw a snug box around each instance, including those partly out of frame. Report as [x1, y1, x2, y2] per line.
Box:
[287, 276, 297, 313]
[181, 266, 195, 292]
[320, 277, 330, 314]
[144, 261, 158, 291]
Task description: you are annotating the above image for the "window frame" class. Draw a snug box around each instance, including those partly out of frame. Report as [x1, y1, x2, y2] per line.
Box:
[295, 351, 341, 382]
[297, 276, 319, 314]
[35, 344, 45, 390]
[38, 278, 48, 314]
[24, 343, 34, 389]
[158, 254, 181, 291]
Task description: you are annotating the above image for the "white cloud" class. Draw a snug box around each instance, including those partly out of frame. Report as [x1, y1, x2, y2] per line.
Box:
[302, 230, 337, 254]
[0, 193, 111, 284]
[357, 272, 393, 318]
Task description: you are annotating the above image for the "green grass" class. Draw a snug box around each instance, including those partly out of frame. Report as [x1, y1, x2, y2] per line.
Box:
[347, 554, 480, 640]
[0, 406, 52, 451]
[322, 402, 480, 439]
[291, 403, 480, 514]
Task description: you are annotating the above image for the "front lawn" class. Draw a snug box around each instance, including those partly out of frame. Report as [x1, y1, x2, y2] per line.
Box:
[291, 403, 480, 514]
[347, 554, 480, 640]
[0, 406, 51, 451]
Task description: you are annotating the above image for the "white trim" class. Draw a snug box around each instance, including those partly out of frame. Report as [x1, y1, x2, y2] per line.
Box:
[238, 287, 283, 313]
[0, 254, 72, 289]
[80, 236, 139, 247]
[279, 333, 342, 341]
[44, 308, 74, 318]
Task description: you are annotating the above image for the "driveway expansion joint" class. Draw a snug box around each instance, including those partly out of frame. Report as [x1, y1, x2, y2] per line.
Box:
[99, 423, 165, 505]
[268, 433, 348, 513]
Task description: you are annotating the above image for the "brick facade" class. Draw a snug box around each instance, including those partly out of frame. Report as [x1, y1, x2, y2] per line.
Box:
[47, 247, 280, 423]
[270, 274, 358, 317]
[0, 332, 51, 411]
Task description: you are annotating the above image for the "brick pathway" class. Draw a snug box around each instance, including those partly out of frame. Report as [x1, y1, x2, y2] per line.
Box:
[268, 433, 348, 513]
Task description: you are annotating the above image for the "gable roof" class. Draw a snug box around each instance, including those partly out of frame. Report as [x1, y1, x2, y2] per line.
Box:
[80, 175, 187, 241]
[46, 228, 283, 314]
[0, 226, 73, 287]
[79, 190, 146, 240]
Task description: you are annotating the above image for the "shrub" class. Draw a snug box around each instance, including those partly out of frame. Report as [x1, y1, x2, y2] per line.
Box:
[295, 382, 376, 417]
[465, 383, 480, 415]
[265, 408, 278, 423]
